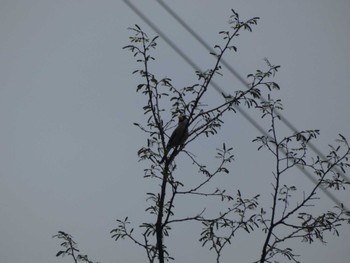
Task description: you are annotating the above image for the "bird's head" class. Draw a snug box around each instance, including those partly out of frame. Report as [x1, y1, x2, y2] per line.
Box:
[178, 113, 187, 122]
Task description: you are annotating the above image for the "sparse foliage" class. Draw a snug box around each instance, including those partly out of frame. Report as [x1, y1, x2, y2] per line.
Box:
[53, 231, 98, 263]
[54, 9, 350, 263]
[252, 98, 350, 262]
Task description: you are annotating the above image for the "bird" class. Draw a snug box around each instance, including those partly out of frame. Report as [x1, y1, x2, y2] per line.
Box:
[160, 114, 189, 164]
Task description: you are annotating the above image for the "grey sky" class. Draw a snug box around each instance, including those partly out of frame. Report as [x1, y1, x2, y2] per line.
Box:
[1, 1, 350, 263]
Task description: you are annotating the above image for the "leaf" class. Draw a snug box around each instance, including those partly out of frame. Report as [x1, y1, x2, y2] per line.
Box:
[56, 251, 64, 257]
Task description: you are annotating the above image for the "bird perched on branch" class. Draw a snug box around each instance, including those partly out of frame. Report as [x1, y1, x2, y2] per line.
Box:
[160, 114, 189, 164]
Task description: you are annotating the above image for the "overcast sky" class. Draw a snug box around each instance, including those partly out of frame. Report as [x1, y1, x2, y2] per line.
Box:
[1, 1, 350, 263]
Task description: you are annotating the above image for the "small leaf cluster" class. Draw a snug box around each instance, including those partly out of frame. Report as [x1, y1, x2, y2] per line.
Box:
[53, 231, 98, 263]
[199, 191, 260, 262]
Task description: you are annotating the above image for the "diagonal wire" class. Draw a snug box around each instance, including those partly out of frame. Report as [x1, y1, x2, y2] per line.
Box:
[123, 0, 349, 210]
[156, 0, 349, 184]
[156, 0, 248, 86]
[155, 0, 350, 197]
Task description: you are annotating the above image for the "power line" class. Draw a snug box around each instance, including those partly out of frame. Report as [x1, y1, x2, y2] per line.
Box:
[156, 0, 349, 183]
[156, 0, 248, 86]
[123, 0, 349, 210]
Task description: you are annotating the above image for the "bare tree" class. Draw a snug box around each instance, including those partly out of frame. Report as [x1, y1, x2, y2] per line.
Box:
[54, 9, 350, 263]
